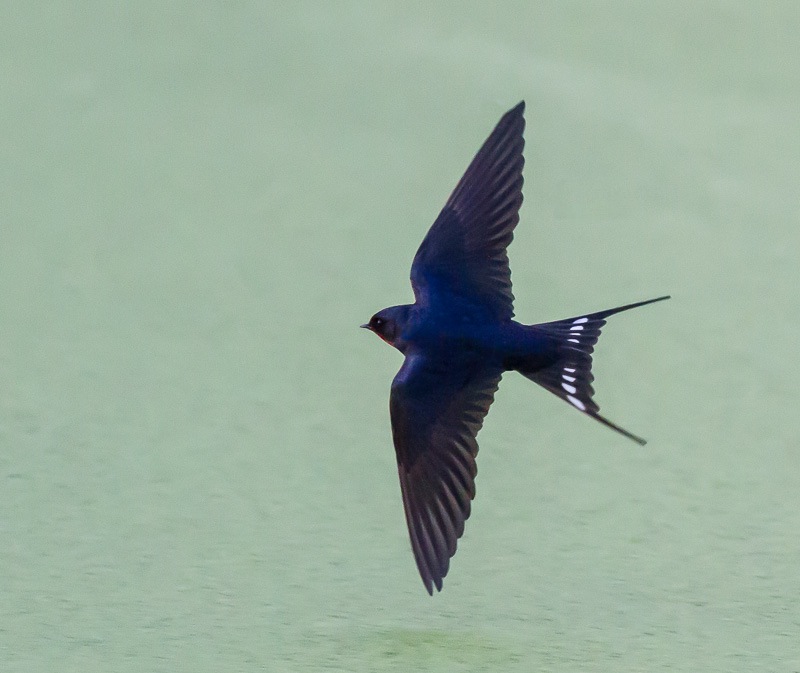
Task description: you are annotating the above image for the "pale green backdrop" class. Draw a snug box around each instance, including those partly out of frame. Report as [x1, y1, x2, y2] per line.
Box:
[2, 2, 798, 671]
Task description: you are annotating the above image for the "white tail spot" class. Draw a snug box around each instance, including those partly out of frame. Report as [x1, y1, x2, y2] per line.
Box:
[562, 382, 577, 394]
[567, 338, 580, 344]
[573, 317, 589, 324]
[570, 325, 584, 332]
[567, 394, 586, 411]
[562, 374, 576, 383]
[564, 367, 576, 373]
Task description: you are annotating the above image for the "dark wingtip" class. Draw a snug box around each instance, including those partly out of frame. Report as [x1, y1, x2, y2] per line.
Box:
[426, 577, 444, 596]
[497, 101, 525, 125]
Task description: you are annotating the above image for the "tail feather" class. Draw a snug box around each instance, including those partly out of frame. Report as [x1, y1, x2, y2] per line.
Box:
[519, 296, 669, 445]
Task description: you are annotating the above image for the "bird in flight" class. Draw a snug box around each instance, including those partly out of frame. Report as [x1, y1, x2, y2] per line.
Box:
[362, 102, 669, 595]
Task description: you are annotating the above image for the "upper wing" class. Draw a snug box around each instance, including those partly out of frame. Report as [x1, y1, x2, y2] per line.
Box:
[410, 102, 526, 322]
[390, 352, 503, 594]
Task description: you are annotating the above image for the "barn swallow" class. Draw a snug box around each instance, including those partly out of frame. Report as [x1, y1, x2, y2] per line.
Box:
[362, 101, 669, 595]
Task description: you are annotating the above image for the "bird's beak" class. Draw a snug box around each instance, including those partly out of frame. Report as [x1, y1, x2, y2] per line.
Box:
[360, 323, 370, 330]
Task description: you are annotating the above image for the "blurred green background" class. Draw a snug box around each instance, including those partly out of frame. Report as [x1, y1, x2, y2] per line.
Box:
[2, 2, 798, 671]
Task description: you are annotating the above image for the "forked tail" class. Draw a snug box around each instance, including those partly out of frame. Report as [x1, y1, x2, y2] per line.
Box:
[519, 296, 670, 445]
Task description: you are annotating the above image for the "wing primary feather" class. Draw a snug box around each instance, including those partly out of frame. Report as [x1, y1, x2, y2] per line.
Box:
[399, 470, 435, 594]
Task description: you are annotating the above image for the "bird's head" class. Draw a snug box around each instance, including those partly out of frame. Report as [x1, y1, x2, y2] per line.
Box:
[361, 305, 411, 351]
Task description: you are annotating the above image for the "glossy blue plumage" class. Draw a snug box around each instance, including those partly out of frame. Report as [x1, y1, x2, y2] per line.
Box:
[363, 102, 669, 594]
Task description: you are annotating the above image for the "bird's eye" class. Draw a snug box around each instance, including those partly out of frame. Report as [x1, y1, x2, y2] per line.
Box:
[373, 317, 384, 327]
